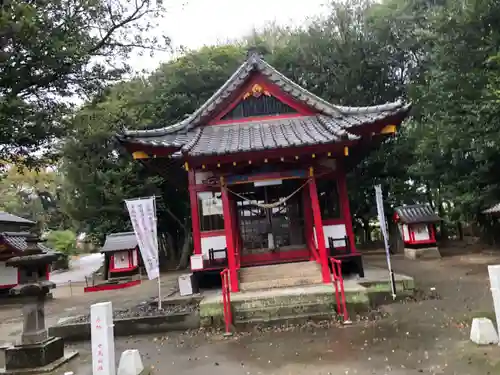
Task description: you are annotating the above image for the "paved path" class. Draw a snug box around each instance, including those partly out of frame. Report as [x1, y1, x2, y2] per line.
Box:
[50, 253, 104, 285]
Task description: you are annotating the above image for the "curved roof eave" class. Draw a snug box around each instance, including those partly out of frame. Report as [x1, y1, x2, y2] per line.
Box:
[119, 52, 410, 140]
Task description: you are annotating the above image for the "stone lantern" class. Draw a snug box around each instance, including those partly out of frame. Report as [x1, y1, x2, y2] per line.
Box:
[2, 233, 77, 373]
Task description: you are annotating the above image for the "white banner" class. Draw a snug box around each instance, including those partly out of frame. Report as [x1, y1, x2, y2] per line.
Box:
[375, 185, 389, 248]
[125, 197, 160, 280]
[375, 185, 396, 298]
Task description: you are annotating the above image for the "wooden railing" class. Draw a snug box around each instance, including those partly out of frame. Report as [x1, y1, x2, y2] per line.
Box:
[329, 257, 350, 322]
[220, 268, 233, 335]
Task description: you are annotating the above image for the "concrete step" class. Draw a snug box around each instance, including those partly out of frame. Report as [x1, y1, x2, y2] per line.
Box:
[234, 301, 335, 322]
[241, 270, 320, 279]
[199, 283, 373, 328]
[235, 311, 337, 327]
[234, 290, 336, 310]
[239, 262, 323, 291]
[239, 276, 323, 291]
[241, 262, 319, 277]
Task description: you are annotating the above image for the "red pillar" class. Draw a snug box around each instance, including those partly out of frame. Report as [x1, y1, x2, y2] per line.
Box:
[221, 183, 239, 292]
[302, 187, 317, 262]
[429, 224, 436, 242]
[188, 170, 202, 255]
[230, 195, 240, 269]
[308, 171, 331, 283]
[337, 165, 357, 254]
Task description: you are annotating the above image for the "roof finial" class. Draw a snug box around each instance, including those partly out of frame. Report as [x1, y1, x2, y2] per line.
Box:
[246, 46, 263, 60]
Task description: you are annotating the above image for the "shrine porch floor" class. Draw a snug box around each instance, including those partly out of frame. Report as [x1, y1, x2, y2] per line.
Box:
[199, 265, 415, 327]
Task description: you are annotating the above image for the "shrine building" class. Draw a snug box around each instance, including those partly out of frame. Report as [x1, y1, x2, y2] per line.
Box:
[117, 51, 411, 292]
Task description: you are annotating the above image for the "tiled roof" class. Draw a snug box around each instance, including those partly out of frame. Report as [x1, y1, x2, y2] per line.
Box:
[0, 212, 34, 224]
[117, 52, 411, 156]
[123, 109, 407, 157]
[184, 116, 359, 156]
[101, 232, 138, 253]
[126, 131, 199, 148]
[0, 232, 54, 253]
[395, 204, 441, 224]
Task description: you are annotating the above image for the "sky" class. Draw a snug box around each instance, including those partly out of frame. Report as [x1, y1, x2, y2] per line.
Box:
[129, 0, 329, 72]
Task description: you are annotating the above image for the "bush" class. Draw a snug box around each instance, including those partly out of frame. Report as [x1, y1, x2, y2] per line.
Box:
[46, 230, 77, 256]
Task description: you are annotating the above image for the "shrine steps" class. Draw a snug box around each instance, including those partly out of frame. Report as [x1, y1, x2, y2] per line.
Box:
[233, 293, 337, 326]
[199, 266, 417, 328]
[239, 261, 323, 291]
[199, 283, 369, 328]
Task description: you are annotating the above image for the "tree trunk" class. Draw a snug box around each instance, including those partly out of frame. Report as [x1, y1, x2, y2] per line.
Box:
[362, 217, 371, 244]
[457, 221, 464, 241]
[177, 230, 192, 270]
[165, 232, 175, 261]
[388, 220, 402, 254]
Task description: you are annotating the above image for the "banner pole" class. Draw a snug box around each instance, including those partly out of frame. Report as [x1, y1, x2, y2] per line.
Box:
[153, 196, 162, 310]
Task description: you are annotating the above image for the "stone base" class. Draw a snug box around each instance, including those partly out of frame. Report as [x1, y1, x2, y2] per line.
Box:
[470, 317, 499, 345]
[404, 247, 441, 260]
[4, 337, 67, 371]
[0, 350, 78, 375]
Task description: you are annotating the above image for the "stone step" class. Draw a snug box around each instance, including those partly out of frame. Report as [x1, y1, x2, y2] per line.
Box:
[239, 262, 323, 291]
[240, 262, 319, 277]
[233, 290, 337, 310]
[234, 301, 336, 322]
[240, 270, 321, 281]
[235, 311, 337, 327]
[239, 275, 323, 291]
[240, 271, 321, 282]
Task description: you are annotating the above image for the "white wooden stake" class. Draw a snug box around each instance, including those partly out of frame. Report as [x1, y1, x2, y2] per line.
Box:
[488, 265, 500, 344]
[91, 302, 116, 375]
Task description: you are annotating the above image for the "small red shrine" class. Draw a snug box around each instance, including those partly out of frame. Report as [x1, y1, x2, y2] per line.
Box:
[84, 232, 142, 293]
[393, 204, 441, 259]
[117, 50, 411, 292]
[100, 232, 140, 280]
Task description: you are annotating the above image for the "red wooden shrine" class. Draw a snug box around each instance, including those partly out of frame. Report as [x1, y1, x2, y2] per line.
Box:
[394, 204, 440, 247]
[100, 232, 141, 280]
[118, 50, 412, 292]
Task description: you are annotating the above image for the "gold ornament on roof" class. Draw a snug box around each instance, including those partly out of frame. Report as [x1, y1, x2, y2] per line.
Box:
[243, 84, 271, 99]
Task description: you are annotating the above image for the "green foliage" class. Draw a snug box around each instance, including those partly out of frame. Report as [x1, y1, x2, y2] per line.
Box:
[46, 230, 77, 256]
[0, 0, 169, 169]
[0, 166, 71, 230]
[58, 0, 500, 251]
[61, 45, 245, 247]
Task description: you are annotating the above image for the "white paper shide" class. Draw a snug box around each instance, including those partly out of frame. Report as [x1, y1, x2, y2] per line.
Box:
[125, 197, 160, 280]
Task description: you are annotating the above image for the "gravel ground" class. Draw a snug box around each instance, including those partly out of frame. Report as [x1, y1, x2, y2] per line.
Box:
[67, 302, 199, 324]
[3, 246, 500, 375]
[49, 247, 500, 375]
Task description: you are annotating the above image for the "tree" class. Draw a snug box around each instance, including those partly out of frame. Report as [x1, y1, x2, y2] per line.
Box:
[61, 45, 244, 267]
[0, 165, 70, 230]
[0, 0, 169, 169]
[405, 0, 500, 239]
[46, 230, 77, 269]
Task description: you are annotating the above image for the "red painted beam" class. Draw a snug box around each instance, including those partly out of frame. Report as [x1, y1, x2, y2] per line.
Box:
[302, 187, 318, 262]
[185, 141, 356, 169]
[241, 248, 310, 266]
[84, 280, 141, 293]
[221, 184, 239, 292]
[337, 164, 357, 254]
[188, 170, 202, 255]
[209, 74, 315, 124]
[308, 173, 331, 283]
